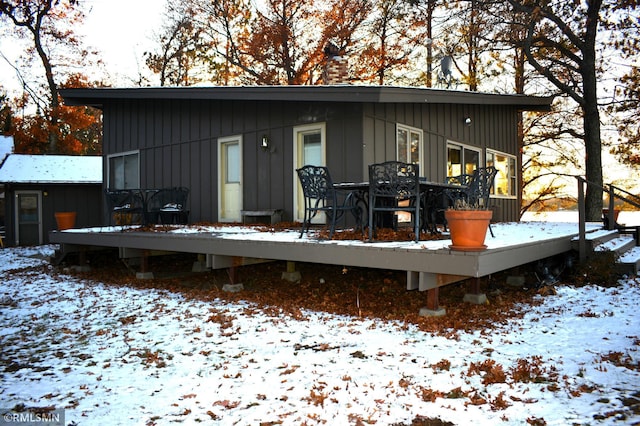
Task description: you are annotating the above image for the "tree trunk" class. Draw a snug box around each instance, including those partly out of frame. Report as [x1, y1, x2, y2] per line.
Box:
[582, 0, 603, 222]
[30, 0, 59, 153]
[425, 5, 433, 87]
[583, 102, 603, 221]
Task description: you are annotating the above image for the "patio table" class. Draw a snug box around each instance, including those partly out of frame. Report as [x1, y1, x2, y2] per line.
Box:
[334, 179, 466, 234]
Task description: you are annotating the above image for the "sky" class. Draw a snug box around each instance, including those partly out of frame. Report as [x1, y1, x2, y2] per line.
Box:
[0, 0, 166, 95]
[1, 223, 640, 425]
[80, 0, 167, 86]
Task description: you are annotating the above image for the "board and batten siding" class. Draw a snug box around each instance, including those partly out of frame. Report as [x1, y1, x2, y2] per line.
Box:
[101, 99, 365, 223]
[101, 97, 521, 224]
[3, 183, 102, 245]
[362, 102, 521, 222]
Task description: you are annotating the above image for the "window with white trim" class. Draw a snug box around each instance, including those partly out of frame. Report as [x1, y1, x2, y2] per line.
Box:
[446, 141, 481, 178]
[396, 124, 423, 170]
[107, 151, 139, 189]
[486, 150, 517, 198]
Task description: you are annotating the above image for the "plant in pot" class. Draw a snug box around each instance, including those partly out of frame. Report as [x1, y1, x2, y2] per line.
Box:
[444, 198, 493, 251]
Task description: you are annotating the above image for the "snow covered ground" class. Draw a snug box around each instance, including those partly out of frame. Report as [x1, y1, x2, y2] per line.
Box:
[1, 243, 639, 425]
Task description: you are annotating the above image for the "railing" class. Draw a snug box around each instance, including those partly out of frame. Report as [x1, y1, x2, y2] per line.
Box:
[576, 177, 640, 262]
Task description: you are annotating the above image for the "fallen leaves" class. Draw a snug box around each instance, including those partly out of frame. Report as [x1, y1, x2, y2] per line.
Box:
[303, 388, 329, 407]
[118, 315, 136, 325]
[467, 359, 507, 385]
[212, 399, 240, 409]
[278, 364, 300, 375]
[134, 348, 171, 368]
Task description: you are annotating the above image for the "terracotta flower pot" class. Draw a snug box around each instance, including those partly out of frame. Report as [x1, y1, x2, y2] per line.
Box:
[55, 211, 77, 230]
[445, 209, 493, 251]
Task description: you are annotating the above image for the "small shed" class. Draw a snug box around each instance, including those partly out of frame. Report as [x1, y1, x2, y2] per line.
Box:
[0, 154, 103, 246]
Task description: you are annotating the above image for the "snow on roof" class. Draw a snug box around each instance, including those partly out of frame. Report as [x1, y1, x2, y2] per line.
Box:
[0, 135, 13, 162]
[0, 154, 102, 184]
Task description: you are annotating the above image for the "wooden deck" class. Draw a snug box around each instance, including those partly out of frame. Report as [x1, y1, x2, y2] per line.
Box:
[49, 221, 601, 315]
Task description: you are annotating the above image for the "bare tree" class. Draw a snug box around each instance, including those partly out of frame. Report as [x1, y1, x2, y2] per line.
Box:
[606, 3, 640, 167]
[435, 0, 500, 91]
[145, 3, 209, 86]
[0, 0, 98, 152]
[504, 0, 609, 221]
[350, 0, 426, 85]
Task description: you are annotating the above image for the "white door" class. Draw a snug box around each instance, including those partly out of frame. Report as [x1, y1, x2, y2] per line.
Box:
[218, 136, 243, 222]
[15, 191, 42, 245]
[293, 123, 326, 222]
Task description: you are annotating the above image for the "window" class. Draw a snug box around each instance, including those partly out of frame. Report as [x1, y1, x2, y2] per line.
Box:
[224, 141, 241, 183]
[295, 124, 325, 168]
[108, 151, 139, 189]
[293, 123, 326, 222]
[397, 124, 423, 169]
[487, 150, 517, 198]
[447, 141, 480, 177]
[218, 136, 243, 222]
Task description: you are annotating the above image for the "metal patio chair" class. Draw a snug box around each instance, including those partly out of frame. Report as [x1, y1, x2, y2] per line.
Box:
[104, 189, 144, 225]
[368, 161, 420, 242]
[465, 166, 497, 211]
[445, 166, 498, 237]
[296, 165, 363, 239]
[146, 187, 190, 224]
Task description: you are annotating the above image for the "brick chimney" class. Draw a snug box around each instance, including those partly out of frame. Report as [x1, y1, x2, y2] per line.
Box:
[323, 43, 349, 85]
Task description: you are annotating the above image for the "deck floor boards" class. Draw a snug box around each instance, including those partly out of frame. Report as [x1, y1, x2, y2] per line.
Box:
[50, 222, 601, 280]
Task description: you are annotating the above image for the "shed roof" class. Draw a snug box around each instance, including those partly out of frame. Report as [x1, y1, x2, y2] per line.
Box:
[0, 154, 102, 184]
[0, 135, 13, 163]
[60, 85, 553, 111]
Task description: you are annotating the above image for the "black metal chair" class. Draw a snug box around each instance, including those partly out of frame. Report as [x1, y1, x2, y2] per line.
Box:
[418, 174, 474, 234]
[466, 166, 497, 209]
[444, 166, 498, 237]
[146, 187, 190, 224]
[296, 165, 362, 239]
[368, 161, 420, 242]
[104, 189, 145, 225]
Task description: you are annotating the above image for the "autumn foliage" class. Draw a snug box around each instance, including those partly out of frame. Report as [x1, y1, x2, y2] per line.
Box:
[9, 103, 101, 155]
[0, 0, 103, 154]
[6, 74, 102, 155]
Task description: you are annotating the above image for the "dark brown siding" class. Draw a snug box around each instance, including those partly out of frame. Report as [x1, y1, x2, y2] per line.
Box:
[102, 99, 365, 223]
[101, 97, 521, 224]
[362, 102, 520, 222]
[3, 183, 102, 246]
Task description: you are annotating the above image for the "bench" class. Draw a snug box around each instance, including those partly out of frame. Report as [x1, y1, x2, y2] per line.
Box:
[241, 209, 283, 225]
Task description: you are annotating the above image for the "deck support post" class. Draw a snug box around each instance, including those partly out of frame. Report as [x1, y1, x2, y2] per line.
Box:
[409, 271, 471, 316]
[228, 266, 238, 284]
[72, 246, 91, 272]
[420, 288, 446, 317]
[222, 258, 245, 292]
[282, 261, 301, 282]
[463, 277, 487, 305]
[135, 251, 154, 279]
[192, 254, 210, 272]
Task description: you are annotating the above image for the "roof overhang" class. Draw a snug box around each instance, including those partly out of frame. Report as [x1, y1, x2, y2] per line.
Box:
[60, 85, 554, 112]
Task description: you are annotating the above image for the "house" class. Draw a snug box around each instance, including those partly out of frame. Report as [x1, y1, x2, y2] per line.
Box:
[0, 154, 103, 246]
[59, 85, 552, 226]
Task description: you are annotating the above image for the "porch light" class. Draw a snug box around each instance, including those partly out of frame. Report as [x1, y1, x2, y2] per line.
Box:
[261, 135, 270, 150]
[464, 117, 472, 126]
